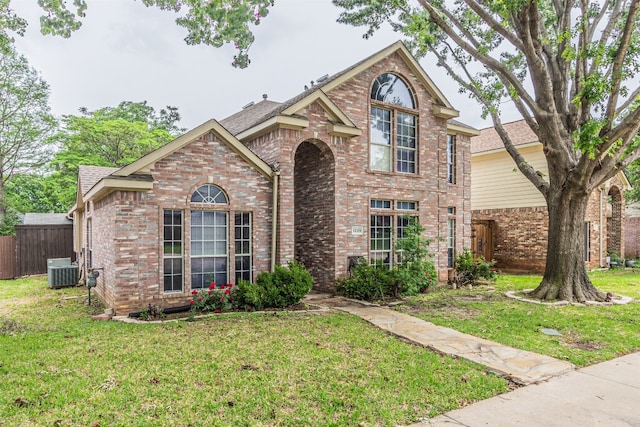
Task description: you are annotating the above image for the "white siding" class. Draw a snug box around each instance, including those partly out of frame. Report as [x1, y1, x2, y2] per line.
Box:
[471, 145, 548, 210]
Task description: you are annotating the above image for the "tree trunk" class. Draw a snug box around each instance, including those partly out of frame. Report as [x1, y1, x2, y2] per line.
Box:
[528, 186, 607, 302]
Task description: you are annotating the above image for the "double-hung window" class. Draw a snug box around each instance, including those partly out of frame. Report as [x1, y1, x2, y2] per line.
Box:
[370, 73, 417, 174]
[370, 199, 419, 268]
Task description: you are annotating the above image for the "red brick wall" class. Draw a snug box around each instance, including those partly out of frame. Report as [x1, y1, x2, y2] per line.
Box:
[90, 132, 273, 314]
[471, 181, 627, 273]
[625, 217, 640, 259]
[244, 52, 471, 283]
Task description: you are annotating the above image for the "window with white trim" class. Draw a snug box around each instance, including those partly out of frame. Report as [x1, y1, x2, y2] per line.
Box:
[447, 207, 456, 268]
[235, 212, 252, 282]
[163, 209, 183, 292]
[370, 199, 418, 268]
[370, 73, 417, 174]
[447, 134, 456, 184]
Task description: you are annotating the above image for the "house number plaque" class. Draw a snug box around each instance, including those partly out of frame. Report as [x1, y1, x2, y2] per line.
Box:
[351, 226, 364, 236]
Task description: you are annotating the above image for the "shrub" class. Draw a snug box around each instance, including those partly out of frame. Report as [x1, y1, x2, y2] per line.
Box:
[337, 219, 438, 301]
[256, 260, 313, 308]
[336, 259, 396, 300]
[453, 248, 497, 287]
[231, 279, 265, 311]
[394, 219, 437, 295]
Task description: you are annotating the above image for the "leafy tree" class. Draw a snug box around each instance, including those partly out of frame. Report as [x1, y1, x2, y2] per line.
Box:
[45, 101, 183, 210]
[0, 0, 273, 68]
[330, 0, 640, 303]
[0, 44, 56, 228]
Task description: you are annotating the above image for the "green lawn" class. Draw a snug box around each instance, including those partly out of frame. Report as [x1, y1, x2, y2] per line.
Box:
[0, 277, 507, 426]
[398, 269, 640, 367]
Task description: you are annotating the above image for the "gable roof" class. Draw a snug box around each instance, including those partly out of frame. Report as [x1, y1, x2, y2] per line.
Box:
[113, 118, 273, 180]
[71, 119, 275, 213]
[220, 41, 464, 139]
[473, 120, 538, 154]
[78, 165, 119, 197]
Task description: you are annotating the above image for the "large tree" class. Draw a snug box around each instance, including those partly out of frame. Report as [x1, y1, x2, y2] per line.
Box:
[334, 0, 640, 302]
[0, 44, 56, 223]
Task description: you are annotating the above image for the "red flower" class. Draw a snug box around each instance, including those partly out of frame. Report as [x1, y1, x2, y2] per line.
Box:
[226, 283, 233, 288]
[209, 282, 216, 290]
[247, 305, 252, 311]
[198, 297, 203, 302]
[220, 297, 225, 302]
[207, 290, 212, 295]
[190, 300, 195, 305]
[229, 296, 233, 301]
[191, 290, 198, 295]
[224, 289, 231, 295]
[215, 309, 221, 313]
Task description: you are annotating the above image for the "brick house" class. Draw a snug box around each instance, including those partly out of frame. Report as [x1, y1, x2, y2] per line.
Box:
[71, 41, 477, 314]
[471, 120, 630, 273]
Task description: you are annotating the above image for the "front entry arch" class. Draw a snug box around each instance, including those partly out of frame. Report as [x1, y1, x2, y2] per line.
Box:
[294, 140, 335, 290]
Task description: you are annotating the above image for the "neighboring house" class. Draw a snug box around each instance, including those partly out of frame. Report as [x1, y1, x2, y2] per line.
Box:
[70, 41, 477, 314]
[471, 120, 630, 273]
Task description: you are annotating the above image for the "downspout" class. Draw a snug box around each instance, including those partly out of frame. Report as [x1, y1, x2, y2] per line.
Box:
[600, 186, 604, 267]
[271, 170, 280, 272]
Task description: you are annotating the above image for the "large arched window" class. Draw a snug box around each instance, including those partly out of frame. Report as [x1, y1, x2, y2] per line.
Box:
[370, 73, 418, 174]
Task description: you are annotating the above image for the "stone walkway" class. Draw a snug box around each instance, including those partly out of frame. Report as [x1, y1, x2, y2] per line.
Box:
[304, 293, 574, 385]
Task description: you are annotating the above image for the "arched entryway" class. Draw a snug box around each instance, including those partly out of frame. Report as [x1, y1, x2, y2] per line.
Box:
[607, 186, 624, 258]
[294, 140, 335, 290]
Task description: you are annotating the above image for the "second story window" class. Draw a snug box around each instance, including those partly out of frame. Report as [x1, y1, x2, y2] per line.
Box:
[370, 73, 417, 174]
[447, 134, 456, 184]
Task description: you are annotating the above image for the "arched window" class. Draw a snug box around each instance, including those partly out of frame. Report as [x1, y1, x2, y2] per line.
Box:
[370, 73, 418, 174]
[191, 184, 228, 204]
[371, 73, 415, 108]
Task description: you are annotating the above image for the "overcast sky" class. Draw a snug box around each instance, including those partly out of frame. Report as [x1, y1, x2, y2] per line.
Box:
[11, 0, 498, 131]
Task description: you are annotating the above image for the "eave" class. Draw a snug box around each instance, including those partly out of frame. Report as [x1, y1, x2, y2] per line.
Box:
[447, 122, 480, 137]
[84, 176, 154, 203]
[236, 115, 310, 140]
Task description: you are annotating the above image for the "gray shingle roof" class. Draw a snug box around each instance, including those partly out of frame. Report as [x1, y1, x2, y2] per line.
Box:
[78, 165, 119, 196]
[472, 120, 538, 154]
[22, 213, 72, 225]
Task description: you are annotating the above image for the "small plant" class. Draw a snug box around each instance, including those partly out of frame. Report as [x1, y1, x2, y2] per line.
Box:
[138, 304, 165, 321]
[453, 248, 497, 287]
[394, 219, 437, 295]
[190, 282, 234, 315]
[336, 259, 395, 300]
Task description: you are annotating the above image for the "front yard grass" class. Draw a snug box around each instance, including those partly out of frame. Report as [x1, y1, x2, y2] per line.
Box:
[398, 269, 640, 367]
[0, 277, 508, 427]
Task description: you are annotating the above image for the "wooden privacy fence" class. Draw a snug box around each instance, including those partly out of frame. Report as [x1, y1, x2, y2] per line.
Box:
[15, 224, 74, 277]
[0, 235, 16, 279]
[0, 225, 74, 279]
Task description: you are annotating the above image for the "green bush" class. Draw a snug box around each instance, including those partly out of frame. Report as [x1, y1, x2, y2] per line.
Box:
[394, 219, 437, 295]
[232, 261, 313, 310]
[232, 279, 265, 311]
[336, 219, 438, 301]
[336, 260, 396, 300]
[453, 248, 497, 287]
[256, 260, 313, 308]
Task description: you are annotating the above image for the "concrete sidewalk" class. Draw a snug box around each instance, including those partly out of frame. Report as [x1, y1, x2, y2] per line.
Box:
[305, 294, 574, 385]
[419, 352, 640, 426]
[305, 293, 640, 426]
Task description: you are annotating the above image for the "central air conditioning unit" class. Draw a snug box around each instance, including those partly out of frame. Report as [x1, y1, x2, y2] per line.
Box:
[47, 258, 78, 288]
